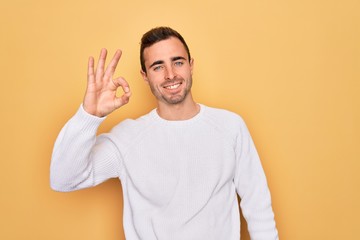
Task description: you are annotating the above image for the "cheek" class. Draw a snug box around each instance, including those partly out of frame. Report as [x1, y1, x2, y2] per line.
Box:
[147, 78, 162, 90]
[148, 73, 164, 84]
[179, 67, 192, 77]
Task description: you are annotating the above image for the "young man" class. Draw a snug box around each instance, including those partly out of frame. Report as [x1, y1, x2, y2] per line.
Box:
[50, 27, 279, 240]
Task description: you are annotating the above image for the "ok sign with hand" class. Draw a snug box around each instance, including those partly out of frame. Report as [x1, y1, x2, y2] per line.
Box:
[83, 48, 131, 117]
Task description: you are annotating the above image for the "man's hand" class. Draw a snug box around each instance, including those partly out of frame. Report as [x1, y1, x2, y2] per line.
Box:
[83, 48, 131, 117]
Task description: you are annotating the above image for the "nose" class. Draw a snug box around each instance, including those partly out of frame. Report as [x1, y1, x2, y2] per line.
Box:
[164, 65, 176, 80]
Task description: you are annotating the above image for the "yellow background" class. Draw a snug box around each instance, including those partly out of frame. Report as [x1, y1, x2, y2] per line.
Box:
[1, 0, 359, 239]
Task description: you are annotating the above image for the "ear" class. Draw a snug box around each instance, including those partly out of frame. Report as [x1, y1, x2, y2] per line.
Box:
[140, 69, 149, 84]
[190, 58, 194, 75]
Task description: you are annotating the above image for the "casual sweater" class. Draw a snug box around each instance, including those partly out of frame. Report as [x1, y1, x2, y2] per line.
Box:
[50, 104, 278, 240]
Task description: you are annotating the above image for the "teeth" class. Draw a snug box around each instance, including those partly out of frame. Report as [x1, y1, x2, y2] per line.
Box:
[165, 83, 180, 89]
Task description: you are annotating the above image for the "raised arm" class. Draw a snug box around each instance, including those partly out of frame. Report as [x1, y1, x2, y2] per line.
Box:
[50, 49, 130, 192]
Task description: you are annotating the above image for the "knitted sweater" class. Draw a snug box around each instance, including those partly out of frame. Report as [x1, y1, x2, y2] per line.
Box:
[50, 104, 278, 240]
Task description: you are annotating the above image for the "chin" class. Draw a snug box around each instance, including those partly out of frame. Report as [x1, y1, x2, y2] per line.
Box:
[164, 93, 188, 105]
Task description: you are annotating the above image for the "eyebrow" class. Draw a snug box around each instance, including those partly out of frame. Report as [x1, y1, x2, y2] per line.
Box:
[171, 56, 186, 62]
[148, 56, 187, 69]
[149, 60, 164, 69]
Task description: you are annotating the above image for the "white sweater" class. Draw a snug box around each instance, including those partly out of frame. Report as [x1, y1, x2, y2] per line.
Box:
[50, 104, 278, 240]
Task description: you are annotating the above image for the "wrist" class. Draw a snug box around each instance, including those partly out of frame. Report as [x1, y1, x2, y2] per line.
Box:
[81, 104, 106, 119]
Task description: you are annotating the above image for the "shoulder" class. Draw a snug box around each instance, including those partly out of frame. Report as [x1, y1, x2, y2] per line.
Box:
[200, 104, 253, 141]
[107, 110, 156, 143]
[201, 105, 254, 147]
[201, 104, 246, 130]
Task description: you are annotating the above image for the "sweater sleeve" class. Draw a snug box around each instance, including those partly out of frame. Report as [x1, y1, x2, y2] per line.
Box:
[50, 105, 122, 192]
[234, 118, 279, 240]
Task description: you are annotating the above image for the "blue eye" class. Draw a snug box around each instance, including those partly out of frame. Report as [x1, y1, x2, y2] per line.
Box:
[174, 61, 184, 66]
[153, 65, 163, 71]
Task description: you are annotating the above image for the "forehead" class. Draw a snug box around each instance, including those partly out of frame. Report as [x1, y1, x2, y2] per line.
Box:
[143, 37, 188, 65]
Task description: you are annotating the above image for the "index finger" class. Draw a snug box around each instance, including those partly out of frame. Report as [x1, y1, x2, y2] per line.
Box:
[104, 49, 122, 79]
[87, 56, 95, 84]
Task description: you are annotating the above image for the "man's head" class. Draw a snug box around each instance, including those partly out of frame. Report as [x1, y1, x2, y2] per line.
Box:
[140, 27, 194, 106]
[140, 27, 191, 73]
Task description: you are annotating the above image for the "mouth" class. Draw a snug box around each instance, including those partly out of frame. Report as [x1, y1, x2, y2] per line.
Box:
[163, 82, 182, 90]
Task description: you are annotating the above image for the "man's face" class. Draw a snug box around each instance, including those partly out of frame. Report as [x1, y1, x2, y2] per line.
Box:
[141, 37, 194, 105]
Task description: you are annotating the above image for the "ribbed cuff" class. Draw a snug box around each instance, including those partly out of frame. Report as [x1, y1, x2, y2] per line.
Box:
[71, 104, 107, 132]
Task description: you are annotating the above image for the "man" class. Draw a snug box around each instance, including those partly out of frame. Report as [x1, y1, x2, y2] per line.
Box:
[50, 27, 278, 240]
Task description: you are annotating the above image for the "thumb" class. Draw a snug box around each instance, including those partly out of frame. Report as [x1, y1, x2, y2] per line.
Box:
[112, 77, 131, 109]
[114, 91, 131, 109]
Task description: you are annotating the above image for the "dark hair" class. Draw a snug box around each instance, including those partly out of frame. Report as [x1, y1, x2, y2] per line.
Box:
[140, 27, 191, 73]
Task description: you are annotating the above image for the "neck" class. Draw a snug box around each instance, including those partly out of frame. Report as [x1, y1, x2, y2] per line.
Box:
[156, 94, 199, 121]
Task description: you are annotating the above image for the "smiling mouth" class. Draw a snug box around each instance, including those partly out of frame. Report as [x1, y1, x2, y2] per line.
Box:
[163, 82, 182, 90]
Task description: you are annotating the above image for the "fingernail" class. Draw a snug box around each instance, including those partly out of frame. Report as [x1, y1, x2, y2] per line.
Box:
[125, 87, 130, 93]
